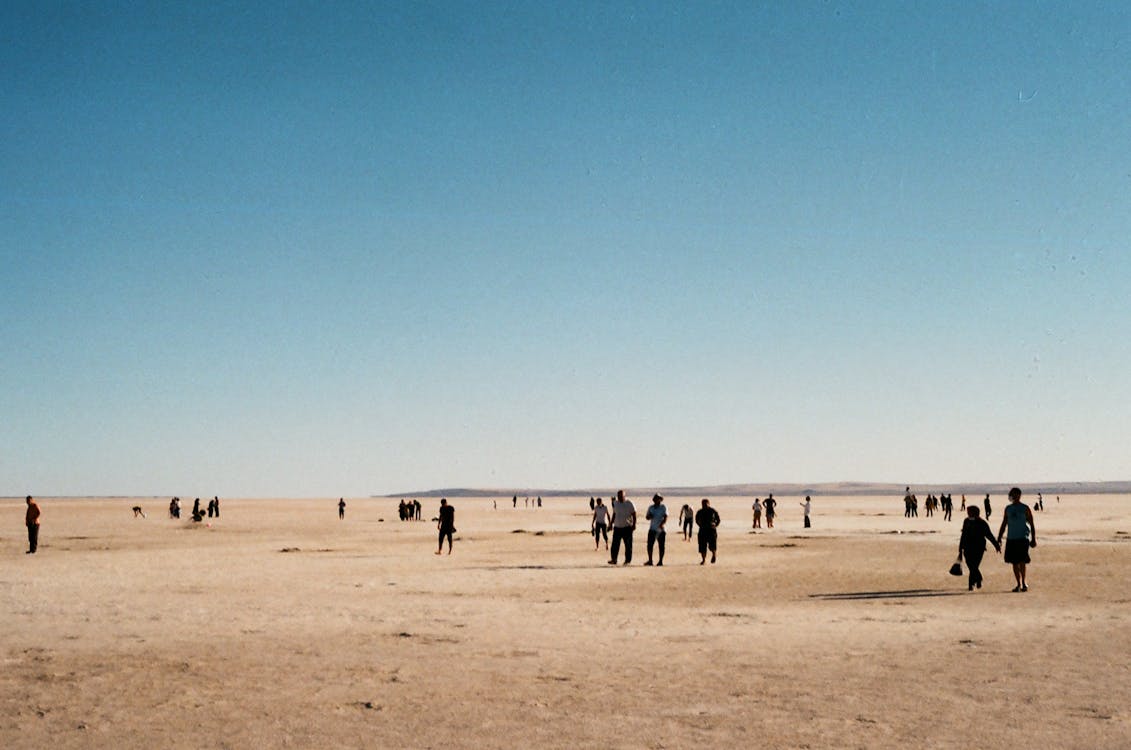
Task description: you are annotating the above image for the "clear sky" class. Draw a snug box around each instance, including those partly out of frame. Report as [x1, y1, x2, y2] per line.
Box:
[3, 2, 1129, 497]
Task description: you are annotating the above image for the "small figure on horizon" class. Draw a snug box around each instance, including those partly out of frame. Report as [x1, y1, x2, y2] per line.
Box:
[752, 498, 762, 530]
[513, 495, 517, 508]
[644, 494, 667, 566]
[763, 494, 777, 528]
[436, 498, 455, 555]
[680, 503, 694, 541]
[169, 497, 181, 519]
[414, 499, 422, 521]
[957, 505, 999, 591]
[800, 496, 812, 528]
[192, 498, 203, 522]
[695, 498, 720, 565]
[592, 498, 609, 550]
[338, 498, 346, 520]
[983, 494, 992, 521]
[941, 493, 953, 522]
[997, 487, 1036, 592]
[132, 506, 146, 518]
[213, 496, 221, 518]
[25, 496, 41, 554]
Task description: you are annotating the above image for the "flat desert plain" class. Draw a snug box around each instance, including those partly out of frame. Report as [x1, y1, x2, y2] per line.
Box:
[2, 494, 1129, 749]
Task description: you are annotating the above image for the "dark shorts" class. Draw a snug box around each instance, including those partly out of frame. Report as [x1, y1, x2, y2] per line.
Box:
[697, 532, 717, 555]
[1003, 538, 1031, 564]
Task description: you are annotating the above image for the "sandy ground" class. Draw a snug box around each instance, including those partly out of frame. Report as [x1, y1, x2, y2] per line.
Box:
[1, 493, 1129, 749]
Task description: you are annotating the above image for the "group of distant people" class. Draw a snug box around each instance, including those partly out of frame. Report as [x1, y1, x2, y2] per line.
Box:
[13, 487, 1045, 592]
[590, 492, 721, 566]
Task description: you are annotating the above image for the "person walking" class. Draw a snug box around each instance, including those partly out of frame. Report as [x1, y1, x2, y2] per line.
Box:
[436, 498, 455, 555]
[983, 494, 992, 521]
[957, 506, 999, 590]
[694, 498, 720, 564]
[800, 496, 812, 528]
[592, 498, 609, 551]
[644, 494, 667, 566]
[608, 490, 636, 566]
[752, 498, 762, 529]
[25, 496, 41, 554]
[997, 487, 1036, 592]
[679, 503, 694, 541]
[338, 498, 346, 520]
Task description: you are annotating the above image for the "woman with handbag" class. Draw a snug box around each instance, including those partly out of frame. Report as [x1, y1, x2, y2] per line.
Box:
[957, 505, 1000, 591]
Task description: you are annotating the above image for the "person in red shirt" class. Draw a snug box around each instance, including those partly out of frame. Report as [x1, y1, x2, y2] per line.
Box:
[25, 496, 41, 554]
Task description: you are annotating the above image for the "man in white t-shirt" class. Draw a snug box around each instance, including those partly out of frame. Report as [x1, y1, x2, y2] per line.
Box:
[644, 494, 668, 566]
[608, 490, 636, 566]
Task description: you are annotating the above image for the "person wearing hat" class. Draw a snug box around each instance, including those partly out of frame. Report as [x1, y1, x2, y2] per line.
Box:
[957, 505, 999, 590]
[997, 487, 1036, 592]
[644, 494, 668, 566]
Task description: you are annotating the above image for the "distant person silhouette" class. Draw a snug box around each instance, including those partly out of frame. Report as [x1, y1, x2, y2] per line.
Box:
[644, 494, 667, 566]
[436, 498, 455, 555]
[763, 494, 777, 528]
[25, 496, 41, 554]
[695, 499, 720, 564]
[608, 490, 636, 566]
[591, 498, 609, 550]
[338, 498, 346, 520]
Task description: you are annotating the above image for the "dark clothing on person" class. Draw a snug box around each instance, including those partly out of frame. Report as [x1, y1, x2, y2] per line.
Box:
[338, 499, 346, 519]
[610, 526, 633, 564]
[647, 529, 665, 564]
[960, 517, 997, 590]
[438, 505, 455, 531]
[594, 522, 608, 545]
[1003, 538, 1031, 565]
[27, 524, 39, 553]
[695, 506, 720, 556]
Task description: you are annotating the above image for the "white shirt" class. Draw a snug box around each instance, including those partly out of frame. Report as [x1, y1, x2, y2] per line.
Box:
[611, 500, 635, 528]
[647, 503, 667, 532]
[802, 500, 811, 516]
[593, 505, 608, 525]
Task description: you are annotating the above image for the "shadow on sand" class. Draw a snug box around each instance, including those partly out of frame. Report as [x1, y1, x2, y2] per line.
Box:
[809, 588, 964, 601]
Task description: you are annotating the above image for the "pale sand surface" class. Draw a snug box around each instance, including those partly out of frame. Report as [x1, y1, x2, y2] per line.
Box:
[2, 494, 1130, 749]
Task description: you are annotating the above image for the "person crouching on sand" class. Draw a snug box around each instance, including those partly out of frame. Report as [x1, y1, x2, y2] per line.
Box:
[957, 506, 999, 591]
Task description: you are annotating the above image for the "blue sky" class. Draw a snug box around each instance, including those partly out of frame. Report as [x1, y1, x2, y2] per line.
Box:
[3, 2, 1129, 496]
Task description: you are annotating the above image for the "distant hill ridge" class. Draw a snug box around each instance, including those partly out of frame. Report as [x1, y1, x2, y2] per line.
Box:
[380, 481, 1131, 498]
